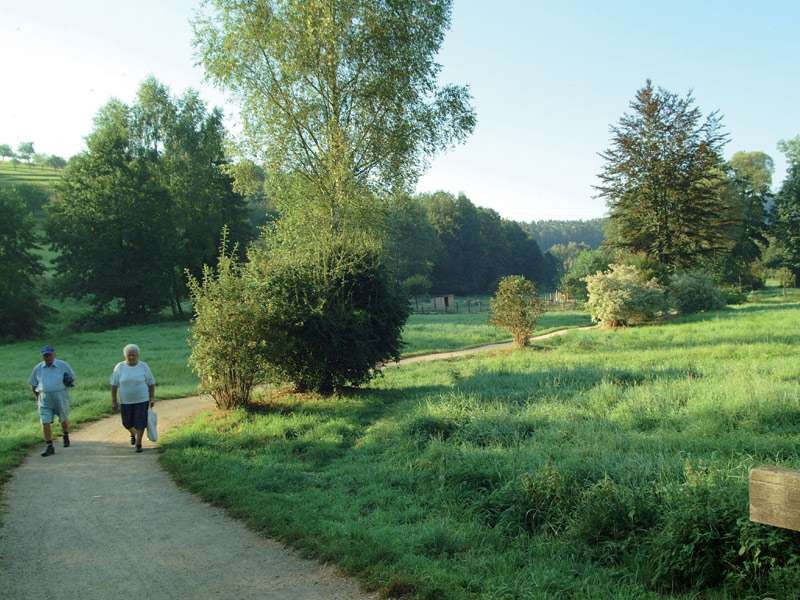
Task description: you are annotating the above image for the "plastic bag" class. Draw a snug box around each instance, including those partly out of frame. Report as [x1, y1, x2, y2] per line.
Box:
[146, 409, 158, 442]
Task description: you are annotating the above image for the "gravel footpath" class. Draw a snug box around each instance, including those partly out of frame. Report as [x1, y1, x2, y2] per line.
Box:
[0, 395, 378, 600]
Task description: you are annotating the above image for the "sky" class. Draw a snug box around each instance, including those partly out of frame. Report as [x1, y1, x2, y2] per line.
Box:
[2, 0, 799, 222]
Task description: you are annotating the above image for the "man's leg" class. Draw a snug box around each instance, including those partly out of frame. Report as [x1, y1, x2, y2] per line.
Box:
[41, 422, 55, 456]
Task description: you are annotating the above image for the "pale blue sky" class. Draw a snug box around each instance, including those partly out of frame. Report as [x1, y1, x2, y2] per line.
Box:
[2, 1, 798, 220]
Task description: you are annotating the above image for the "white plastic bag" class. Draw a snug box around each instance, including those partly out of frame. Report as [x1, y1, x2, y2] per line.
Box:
[146, 409, 158, 442]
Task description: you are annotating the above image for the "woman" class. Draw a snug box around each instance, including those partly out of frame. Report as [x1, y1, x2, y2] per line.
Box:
[110, 344, 155, 453]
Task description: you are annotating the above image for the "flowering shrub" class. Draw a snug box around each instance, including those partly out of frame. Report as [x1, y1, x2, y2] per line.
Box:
[584, 264, 664, 327]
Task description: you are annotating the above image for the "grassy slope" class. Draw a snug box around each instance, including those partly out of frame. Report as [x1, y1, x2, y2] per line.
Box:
[0, 160, 61, 189]
[158, 302, 800, 599]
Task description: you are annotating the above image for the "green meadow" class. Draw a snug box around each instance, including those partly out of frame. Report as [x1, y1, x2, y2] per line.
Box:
[3, 300, 800, 597]
[158, 301, 800, 599]
[0, 160, 61, 190]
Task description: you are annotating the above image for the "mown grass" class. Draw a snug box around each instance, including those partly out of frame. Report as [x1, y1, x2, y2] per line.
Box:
[158, 302, 800, 599]
[0, 160, 61, 189]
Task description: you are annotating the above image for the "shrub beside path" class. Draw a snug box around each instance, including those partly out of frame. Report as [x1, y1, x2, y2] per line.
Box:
[0, 327, 586, 600]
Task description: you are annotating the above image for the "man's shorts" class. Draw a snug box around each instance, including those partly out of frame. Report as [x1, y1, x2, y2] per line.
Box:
[38, 390, 70, 424]
[121, 401, 149, 431]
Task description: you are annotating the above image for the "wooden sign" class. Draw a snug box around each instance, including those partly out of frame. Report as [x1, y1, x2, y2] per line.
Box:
[750, 465, 800, 532]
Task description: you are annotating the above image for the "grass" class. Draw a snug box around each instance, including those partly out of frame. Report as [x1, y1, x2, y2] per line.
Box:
[401, 309, 592, 356]
[0, 160, 61, 190]
[156, 302, 800, 599]
[0, 322, 199, 485]
[0, 305, 554, 487]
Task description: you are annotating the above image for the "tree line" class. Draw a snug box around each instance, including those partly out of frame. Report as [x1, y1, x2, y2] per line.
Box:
[0, 142, 68, 170]
[558, 79, 800, 304]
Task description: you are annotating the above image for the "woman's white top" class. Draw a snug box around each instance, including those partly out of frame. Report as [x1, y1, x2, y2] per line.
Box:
[110, 361, 155, 404]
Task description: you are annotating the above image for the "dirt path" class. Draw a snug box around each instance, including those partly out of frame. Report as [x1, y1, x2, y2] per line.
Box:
[0, 327, 588, 600]
[394, 326, 593, 365]
[0, 396, 378, 600]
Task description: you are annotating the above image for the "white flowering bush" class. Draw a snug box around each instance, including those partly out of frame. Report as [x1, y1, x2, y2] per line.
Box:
[584, 264, 665, 327]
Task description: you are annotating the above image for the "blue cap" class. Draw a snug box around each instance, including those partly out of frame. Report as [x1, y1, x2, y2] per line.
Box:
[41, 345, 55, 355]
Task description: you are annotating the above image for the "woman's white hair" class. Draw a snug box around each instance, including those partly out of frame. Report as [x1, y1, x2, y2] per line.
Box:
[123, 344, 140, 356]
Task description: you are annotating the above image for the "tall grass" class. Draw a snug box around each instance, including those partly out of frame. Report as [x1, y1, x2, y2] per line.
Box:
[160, 302, 800, 599]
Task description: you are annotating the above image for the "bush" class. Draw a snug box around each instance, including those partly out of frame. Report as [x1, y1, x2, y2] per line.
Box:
[187, 235, 268, 409]
[667, 270, 726, 315]
[250, 234, 411, 393]
[584, 264, 665, 327]
[488, 275, 546, 347]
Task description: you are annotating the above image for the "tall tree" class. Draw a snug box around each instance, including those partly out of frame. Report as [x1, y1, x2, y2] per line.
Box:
[385, 194, 441, 282]
[714, 151, 773, 287]
[769, 164, 800, 278]
[0, 144, 13, 161]
[596, 80, 731, 270]
[193, 0, 475, 239]
[48, 79, 249, 322]
[0, 188, 44, 338]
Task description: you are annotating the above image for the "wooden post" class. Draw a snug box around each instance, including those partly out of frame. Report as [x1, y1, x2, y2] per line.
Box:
[750, 465, 800, 531]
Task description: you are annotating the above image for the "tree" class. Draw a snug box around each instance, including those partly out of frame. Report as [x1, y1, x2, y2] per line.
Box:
[713, 151, 773, 288]
[48, 78, 250, 322]
[16, 142, 34, 164]
[777, 266, 796, 296]
[402, 273, 432, 309]
[192, 1, 472, 395]
[769, 164, 800, 279]
[560, 249, 609, 300]
[193, 0, 475, 237]
[596, 80, 731, 271]
[385, 194, 441, 282]
[45, 155, 67, 170]
[0, 144, 13, 161]
[424, 191, 486, 294]
[0, 189, 44, 338]
[777, 135, 800, 167]
[488, 275, 545, 347]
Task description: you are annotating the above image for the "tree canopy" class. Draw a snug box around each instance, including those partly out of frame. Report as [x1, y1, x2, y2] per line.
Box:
[0, 188, 44, 338]
[193, 0, 475, 238]
[597, 80, 730, 271]
[48, 77, 250, 322]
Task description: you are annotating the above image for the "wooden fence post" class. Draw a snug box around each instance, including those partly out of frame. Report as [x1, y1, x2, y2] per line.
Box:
[750, 465, 800, 532]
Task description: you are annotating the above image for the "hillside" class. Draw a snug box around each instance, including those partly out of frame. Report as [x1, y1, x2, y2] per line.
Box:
[0, 161, 62, 191]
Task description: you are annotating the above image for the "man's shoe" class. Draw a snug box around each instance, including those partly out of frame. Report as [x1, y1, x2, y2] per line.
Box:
[41, 445, 55, 457]
[130, 435, 136, 446]
[63, 436, 70, 448]
[135, 444, 143, 453]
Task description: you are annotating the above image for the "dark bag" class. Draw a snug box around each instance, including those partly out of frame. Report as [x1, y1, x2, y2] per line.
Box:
[63, 372, 75, 387]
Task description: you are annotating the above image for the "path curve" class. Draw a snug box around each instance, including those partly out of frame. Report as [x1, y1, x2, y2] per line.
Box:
[0, 326, 589, 599]
[0, 395, 378, 600]
[393, 326, 593, 365]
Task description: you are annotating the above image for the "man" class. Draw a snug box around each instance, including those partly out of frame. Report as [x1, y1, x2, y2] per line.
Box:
[28, 345, 77, 457]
